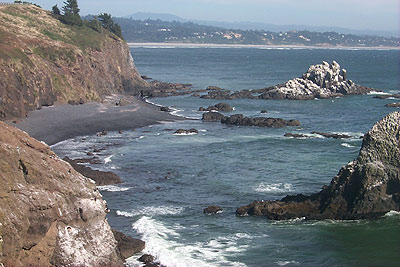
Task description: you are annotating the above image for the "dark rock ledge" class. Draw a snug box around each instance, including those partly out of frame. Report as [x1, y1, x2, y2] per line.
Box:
[237, 112, 400, 220]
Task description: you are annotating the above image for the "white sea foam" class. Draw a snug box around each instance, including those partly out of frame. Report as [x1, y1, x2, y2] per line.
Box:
[173, 132, 198, 136]
[384, 210, 400, 217]
[104, 155, 113, 164]
[276, 260, 300, 266]
[367, 91, 390, 95]
[130, 217, 246, 267]
[117, 206, 184, 218]
[341, 143, 355, 148]
[97, 185, 130, 192]
[254, 183, 293, 193]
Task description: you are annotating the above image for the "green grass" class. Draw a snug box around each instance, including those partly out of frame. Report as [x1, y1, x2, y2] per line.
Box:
[0, 48, 34, 67]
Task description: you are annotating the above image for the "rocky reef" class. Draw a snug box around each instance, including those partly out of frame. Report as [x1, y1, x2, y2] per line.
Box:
[199, 61, 372, 100]
[0, 4, 149, 120]
[237, 112, 400, 220]
[0, 121, 126, 266]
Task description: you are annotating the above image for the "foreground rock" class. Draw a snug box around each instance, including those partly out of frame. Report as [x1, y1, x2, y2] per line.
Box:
[0, 122, 124, 265]
[222, 114, 300, 128]
[112, 230, 145, 260]
[237, 112, 400, 220]
[64, 157, 122, 186]
[199, 102, 233, 112]
[199, 61, 372, 100]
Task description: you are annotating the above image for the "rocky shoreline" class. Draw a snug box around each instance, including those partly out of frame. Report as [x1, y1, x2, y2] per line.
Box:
[236, 111, 400, 220]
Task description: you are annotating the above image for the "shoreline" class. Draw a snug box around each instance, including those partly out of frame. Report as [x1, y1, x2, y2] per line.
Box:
[9, 94, 184, 146]
[128, 42, 400, 50]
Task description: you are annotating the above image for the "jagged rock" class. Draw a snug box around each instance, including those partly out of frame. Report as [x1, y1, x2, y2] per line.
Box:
[63, 157, 122, 186]
[112, 230, 145, 260]
[139, 254, 155, 263]
[311, 131, 352, 139]
[199, 102, 233, 112]
[385, 103, 400, 108]
[204, 206, 223, 214]
[202, 111, 225, 122]
[236, 112, 400, 220]
[221, 114, 300, 128]
[0, 122, 124, 266]
[258, 61, 372, 100]
[174, 129, 199, 135]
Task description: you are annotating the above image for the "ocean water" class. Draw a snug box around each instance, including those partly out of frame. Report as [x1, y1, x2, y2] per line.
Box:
[53, 47, 400, 267]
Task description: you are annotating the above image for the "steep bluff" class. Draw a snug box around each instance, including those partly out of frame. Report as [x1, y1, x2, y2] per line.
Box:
[237, 111, 400, 220]
[0, 4, 149, 120]
[0, 121, 124, 266]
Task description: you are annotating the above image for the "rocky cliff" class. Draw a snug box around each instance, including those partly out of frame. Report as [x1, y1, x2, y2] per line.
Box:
[237, 111, 400, 220]
[0, 121, 124, 266]
[0, 4, 149, 120]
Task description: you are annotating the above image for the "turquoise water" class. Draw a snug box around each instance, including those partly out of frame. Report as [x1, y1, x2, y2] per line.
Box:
[53, 47, 400, 266]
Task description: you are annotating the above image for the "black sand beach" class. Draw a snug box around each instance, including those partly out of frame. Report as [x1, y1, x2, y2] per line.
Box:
[10, 94, 184, 146]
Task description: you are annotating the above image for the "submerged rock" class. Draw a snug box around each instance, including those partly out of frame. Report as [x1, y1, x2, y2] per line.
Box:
[221, 114, 300, 128]
[237, 112, 400, 220]
[0, 122, 124, 266]
[174, 128, 199, 135]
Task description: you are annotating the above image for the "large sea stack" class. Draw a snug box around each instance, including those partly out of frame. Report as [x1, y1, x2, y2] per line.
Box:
[0, 4, 149, 120]
[237, 111, 400, 220]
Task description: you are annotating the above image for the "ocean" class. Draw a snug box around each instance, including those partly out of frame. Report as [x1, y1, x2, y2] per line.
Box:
[53, 47, 400, 266]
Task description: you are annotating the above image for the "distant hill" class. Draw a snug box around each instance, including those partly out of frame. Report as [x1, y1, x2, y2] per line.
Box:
[124, 12, 399, 38]
[114, 17, 400, 48]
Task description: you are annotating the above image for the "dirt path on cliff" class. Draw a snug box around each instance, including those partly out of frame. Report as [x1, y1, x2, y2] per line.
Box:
[9, 95, 185, 145]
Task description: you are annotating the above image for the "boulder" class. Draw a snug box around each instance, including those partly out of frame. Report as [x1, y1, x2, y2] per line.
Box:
[199, 102, 233, 112]
[160, 106, 171, 112]
[139, 254, 155, 263]
[202, 111, 225, 122]
[204, 206, 223, 214]
[112, 230, 145, 260]
[236, 112, 400, 220]
[260, 109, 268, 114]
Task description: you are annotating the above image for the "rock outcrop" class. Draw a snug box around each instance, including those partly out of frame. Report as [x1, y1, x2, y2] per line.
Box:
[221, 114, 300, 128]
[63, 157, 122, 186]
[0, 4, 149, 120]
[199, 102, 233, 112]
[198, 61, 372, 100]
[0, 121, 124, 266]
[202, 111, 225, 122]
[237, 112, 400, 220]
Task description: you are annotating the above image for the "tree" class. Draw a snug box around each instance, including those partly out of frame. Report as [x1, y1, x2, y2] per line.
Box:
[60, 0, 82, 26]
[52, 5, 61, 16]
[98, 13, 124, 40]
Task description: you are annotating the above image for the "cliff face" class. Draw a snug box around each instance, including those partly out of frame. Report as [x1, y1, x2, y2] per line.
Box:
[0, 121, 123, 266]
[0, 4, 149, 120]
[237, 111, 400, 220]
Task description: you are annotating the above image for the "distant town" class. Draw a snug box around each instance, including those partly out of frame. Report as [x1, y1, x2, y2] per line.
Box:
[115, 18, 400, 47]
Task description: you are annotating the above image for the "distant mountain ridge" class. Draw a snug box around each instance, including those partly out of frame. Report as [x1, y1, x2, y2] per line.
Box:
[124, 12, 398, 38]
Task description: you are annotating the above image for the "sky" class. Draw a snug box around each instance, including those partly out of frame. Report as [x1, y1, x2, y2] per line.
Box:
[10, 0, 400, 32]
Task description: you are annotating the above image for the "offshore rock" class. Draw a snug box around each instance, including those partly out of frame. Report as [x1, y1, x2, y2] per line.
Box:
[202, 111, 225, 122]
[174, 128, 199, 135]
[0, 122, 123, 266]
[236, 112, 400, 220]
[204, 206, 223, 214]
[221, 114, 300, 128]
[199, 102, 233, 112]
[259, 61, 372, 100]
[310, 131, 352, 139]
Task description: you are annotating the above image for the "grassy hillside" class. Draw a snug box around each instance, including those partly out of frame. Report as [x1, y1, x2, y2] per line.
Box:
[0, 4, 148, 120]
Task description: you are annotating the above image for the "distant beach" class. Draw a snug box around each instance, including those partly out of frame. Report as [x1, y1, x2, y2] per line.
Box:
[128, 42, 400, 50]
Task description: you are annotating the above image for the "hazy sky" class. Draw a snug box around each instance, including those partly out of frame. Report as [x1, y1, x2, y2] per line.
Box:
[12, 0, 400, 32]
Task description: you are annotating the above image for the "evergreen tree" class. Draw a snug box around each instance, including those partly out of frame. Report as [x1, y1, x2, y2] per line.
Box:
[60, 0, 82, 26]
[98, 13, 124, 39]
[52, 5, 61, 16]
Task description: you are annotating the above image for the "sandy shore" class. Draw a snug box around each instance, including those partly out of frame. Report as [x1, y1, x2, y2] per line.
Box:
[128, 42, 399, 50]
[10, 95, 184, 146]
